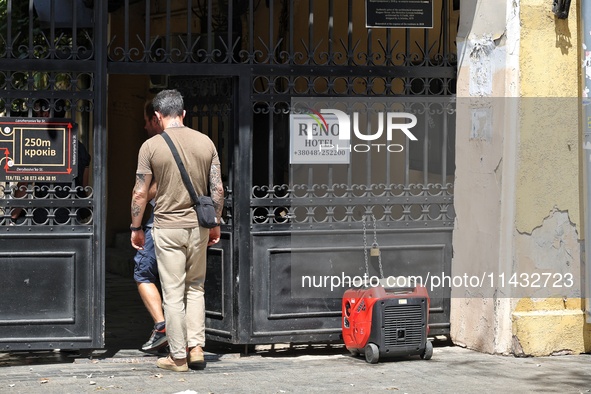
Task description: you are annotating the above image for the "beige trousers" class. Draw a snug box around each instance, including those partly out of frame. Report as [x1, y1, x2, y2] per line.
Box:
[152, 226, 209, 359]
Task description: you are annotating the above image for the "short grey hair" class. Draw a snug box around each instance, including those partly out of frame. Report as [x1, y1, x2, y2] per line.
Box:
[152, 89, 184, 118]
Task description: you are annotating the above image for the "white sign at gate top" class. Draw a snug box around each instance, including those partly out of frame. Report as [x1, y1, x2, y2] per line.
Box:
[289, 108, 419, 164]
[290, 113, 350, 164]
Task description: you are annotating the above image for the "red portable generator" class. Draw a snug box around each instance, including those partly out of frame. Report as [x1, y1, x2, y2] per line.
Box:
[342, 283, 433, 363]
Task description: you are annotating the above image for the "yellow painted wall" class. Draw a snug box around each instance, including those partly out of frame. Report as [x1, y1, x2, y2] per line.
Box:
[517, 0, 580, 234]
[513, 298, 591, 355]
[452, 0, 590, 355]
[515, 0, 591, 355]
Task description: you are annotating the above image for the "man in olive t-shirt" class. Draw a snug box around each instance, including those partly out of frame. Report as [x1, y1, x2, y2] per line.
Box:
[130, 90, 224, 372]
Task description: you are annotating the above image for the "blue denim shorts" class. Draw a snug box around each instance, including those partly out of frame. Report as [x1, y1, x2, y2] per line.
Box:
[133, 226, 159, 284]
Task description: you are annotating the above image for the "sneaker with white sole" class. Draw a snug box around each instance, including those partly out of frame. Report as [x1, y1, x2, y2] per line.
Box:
[142, 327, 168, 352]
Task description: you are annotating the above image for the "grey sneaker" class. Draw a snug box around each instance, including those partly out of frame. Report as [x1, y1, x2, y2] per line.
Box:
[142, 327, 167, 352]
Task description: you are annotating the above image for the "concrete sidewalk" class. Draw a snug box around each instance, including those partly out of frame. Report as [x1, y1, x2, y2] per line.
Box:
[2, 273, 589, 393]
[1, 343, 590, 393]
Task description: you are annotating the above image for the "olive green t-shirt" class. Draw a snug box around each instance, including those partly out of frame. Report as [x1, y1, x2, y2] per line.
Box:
[136, 126, 220, 229]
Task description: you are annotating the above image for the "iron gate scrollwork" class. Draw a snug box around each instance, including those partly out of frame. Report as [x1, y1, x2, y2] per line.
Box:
[0, 0, 105, 350]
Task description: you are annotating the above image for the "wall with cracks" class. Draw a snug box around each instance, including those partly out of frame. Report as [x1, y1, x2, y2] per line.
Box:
[451, 0, 591, 355]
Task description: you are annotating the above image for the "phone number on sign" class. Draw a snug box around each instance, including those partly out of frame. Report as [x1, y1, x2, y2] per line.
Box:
[294, 149, 347, 156]
[427, 272, 574, 290]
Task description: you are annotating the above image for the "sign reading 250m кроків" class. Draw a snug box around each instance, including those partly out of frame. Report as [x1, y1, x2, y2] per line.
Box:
[0, 118, 79, 183]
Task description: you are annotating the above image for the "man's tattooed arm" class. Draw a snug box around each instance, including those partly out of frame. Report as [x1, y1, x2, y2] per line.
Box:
[209, 163, 224, 219]
[131, 173, 152, 226]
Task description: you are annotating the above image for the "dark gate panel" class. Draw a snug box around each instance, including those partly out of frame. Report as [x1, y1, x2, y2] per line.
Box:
[0, 235, 95, 350]
[250, 229, 452, 343]
[0, 0, 106, 350]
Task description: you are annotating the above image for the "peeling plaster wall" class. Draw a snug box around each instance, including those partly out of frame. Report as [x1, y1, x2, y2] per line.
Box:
[512, 0, 588, 355]
[517, 0, 580, 235]
[453, 0, 589, 355]
[512, 210, 585, 355]
[451, 0, 518, 354]
[515, 210, 581, 300]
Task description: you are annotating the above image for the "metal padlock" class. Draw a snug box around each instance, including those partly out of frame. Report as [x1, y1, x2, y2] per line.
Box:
[370, 243, 380, 257]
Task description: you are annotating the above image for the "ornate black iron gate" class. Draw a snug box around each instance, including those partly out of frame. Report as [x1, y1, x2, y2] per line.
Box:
[0, 0, 107, 350]
[0, 0, 457, 349]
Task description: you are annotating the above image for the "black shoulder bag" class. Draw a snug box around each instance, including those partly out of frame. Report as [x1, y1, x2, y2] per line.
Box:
[161, 131, 219, 228]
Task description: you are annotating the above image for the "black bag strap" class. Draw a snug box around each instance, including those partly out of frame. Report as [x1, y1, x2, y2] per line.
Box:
[161, 131, 202, 206]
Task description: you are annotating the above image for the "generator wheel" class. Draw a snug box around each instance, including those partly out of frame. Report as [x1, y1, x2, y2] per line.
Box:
[421, 340, 433, 360]
[364, 343, 380, 364]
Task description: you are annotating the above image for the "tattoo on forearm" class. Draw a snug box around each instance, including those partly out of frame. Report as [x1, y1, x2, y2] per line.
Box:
[132, 203, 141, 218]
[134, 174, 146, 190]
[132, 174, 147, 219]
[209, 164, 224, 217]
